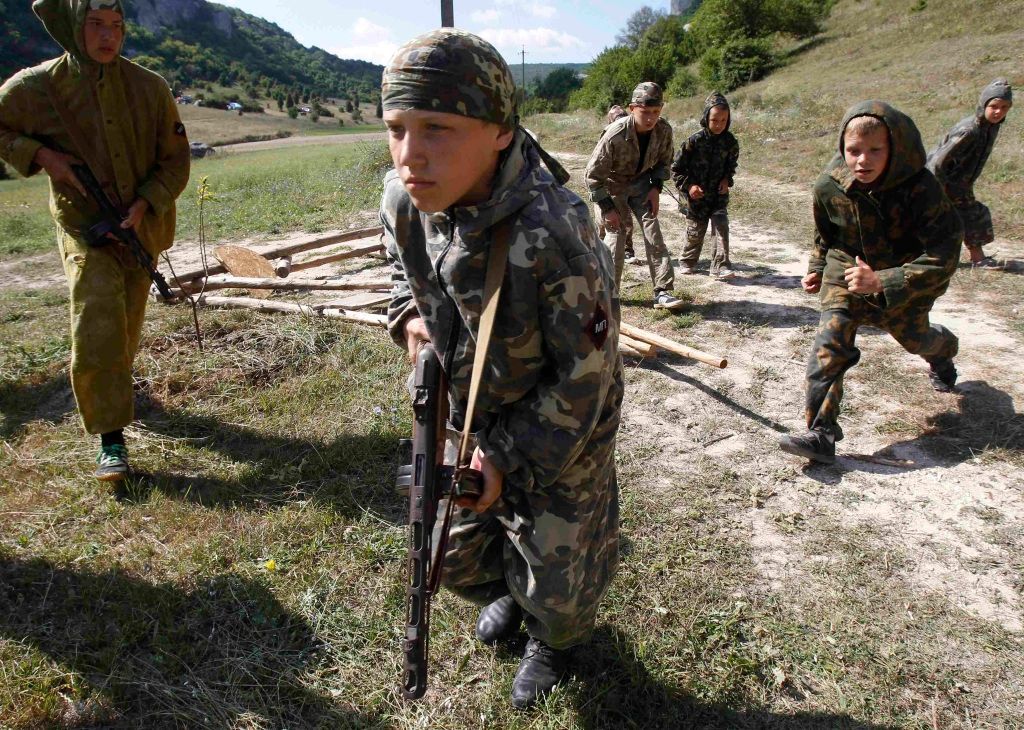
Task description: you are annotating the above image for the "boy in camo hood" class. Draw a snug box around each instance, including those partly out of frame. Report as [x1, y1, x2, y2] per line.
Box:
[671, 91, 740, 278]
[0, 0, 190, 482]
[779, 101, 962, 464]
[380, 28, 622, 710]
[927, 79, 1013, 269]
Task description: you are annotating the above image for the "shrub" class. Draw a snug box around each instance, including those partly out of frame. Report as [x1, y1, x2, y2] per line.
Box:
[666, 66, 700, 99]
[287, 106, 299, 119]
[699, 37, 775, 92]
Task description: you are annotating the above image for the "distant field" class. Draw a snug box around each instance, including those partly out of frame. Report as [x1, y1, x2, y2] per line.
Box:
[178, 102, 384, 146]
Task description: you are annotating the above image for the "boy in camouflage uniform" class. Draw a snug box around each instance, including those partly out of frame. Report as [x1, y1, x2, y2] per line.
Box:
[0, 0, 190, 481]
[671, 91, 740, 278]
[381, 29, 623, 709]
[585, 82, 686, 310]
[927, 79, 1013, 269]
[779, 101, 962, 464]
[593, 104, 637, 263]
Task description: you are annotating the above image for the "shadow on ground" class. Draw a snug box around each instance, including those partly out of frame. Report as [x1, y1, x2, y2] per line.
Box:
[0, 555, 382, 728]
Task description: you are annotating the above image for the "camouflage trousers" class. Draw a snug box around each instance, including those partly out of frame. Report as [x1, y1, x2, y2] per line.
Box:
[436, 402, 621, 649]
[604, 186, 674, 292]
[950, 190, 994, 248]
[593, 203, 634, 256]
[805, 300, 958, 436]
[58, 228, 151, 435]
[681, 207, 730, 274]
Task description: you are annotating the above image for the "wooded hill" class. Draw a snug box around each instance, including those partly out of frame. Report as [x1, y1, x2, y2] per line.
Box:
[0, 0, 382, 102]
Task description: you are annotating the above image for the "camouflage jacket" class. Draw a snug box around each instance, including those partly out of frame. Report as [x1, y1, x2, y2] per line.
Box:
[809, 101, 962, 311]
[584, 115, 673, 204]
[383, 129, 623, 494]
[670, 96, 739, 213]
[0, 0, 190, 256]
[926, 79, 1011, 199]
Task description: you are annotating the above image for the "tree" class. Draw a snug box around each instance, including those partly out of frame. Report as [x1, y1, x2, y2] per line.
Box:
[375, 98, 383, 118]
[345, 99, 354, 113]
[351, 108, 363, 123]
[287, 106, 299, 119]
[616, 6, 666, 50]
[692, 0, 825, 48]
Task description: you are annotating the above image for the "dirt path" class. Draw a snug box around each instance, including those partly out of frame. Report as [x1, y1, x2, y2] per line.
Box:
[215, 131, 385, 154]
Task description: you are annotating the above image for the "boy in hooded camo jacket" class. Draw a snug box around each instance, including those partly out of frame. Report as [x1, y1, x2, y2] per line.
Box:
[671, 91, 740, 278]
[0, 0, 190, 482]
[381, 29, 622, 710]
[927, 79, 1013, 269]
[779, 101, 962, 465]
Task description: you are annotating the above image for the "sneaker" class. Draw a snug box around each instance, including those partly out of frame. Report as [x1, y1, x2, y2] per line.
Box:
[928, 358, 957, 392]
[972, 256, 1003, 270]
[510, 638, 569, 710]
[679, 265, 696, 275]
[778, 429, 835, 464]
[94, 444, 129, 481]
[623, 251, 637, 264]
[715, 267, 736, 279]
[653, 291, 687, 311]
[475, 594, 523, 646]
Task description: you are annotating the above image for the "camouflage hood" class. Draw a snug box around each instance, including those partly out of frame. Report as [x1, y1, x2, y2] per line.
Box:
[829, 100, 925, 193]
[700, 91, 731, 133]
[33, 0, 125, 66]
[975, 78, 1012, 122]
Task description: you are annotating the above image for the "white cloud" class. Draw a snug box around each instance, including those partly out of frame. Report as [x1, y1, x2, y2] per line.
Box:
[471, 8, 502, 22]
[330, 17, 398, 65]
[494, 0, 557, 18]
[479, 26, 584, 55]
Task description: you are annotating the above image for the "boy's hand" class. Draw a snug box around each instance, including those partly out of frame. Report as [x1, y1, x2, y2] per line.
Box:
[403, 316, 431, 363]
[33, 147, 87, 197]
[122, 198, 150, 231]
[844, 256, 882, 294]
[718, 179, 729, 195]
[646, 187, 660, 217]
[688, 184, 704, 200]
[456, 446, 503, 513]
[602, 209, 622, 233]
[801, 271, 822, 294]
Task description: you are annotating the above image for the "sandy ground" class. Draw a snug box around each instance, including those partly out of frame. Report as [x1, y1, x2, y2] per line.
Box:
[5, 152, 1021, 635]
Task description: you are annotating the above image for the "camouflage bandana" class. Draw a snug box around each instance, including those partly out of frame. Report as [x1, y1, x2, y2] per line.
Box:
[381, 28, 517, 127]
[630, 82, 663, 107]
[88, 0, 122, 12]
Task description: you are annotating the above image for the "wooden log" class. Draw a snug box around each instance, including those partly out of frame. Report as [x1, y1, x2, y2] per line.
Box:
[619, 333, 656, 358]
[289, 242, 385, 273]
[176, 276, 391, 293]
[168, 226, 384, 283]
[196, 295, 388, 327]
[273, 256, 292, 277]
[620, 321, 727, 369]
[619, 341, 645, 358]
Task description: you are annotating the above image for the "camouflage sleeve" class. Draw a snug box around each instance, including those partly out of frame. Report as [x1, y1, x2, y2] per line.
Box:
[808, 179, 832, 275]
[380, 182, 419, 348]
[670, 138, 692, 191]
[135, 83, 191, 217]
[584, 132, 615, 205]
[476, 248, 617, 493]
[927, 125, 977, 184]
[725, 134, 739, 187]
[650, 123, 673, 188]
[875, 174, 962, 309]
[0, 72, 45, 178]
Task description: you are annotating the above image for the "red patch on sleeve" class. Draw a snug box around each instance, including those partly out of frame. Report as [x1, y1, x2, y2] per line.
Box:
[585, 303, 609, 349]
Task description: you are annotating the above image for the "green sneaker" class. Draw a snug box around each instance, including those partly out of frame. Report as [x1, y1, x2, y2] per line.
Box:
[95, 444, 129, 481]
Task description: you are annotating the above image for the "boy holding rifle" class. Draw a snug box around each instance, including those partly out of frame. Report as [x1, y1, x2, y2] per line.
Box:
[381, 29, 622, 709]
[0, 0, 190, 481]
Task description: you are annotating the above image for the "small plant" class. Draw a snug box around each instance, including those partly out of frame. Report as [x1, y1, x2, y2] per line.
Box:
[910, 0, 927, 11]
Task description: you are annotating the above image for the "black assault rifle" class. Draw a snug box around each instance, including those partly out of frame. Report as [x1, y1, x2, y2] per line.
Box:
[71, 163, 175, 300]
[395, 343, 483, 699]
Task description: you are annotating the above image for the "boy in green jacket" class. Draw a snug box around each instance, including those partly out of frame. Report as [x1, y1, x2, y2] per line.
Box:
[0, 0, 190, 481]
[780, 101, 962, 464]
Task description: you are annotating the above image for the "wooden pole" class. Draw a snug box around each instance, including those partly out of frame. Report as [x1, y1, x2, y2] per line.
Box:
[620, 322, 727, 369]
[619, 333, 656, 358]
[273, 256, 292, 277]
[196, 295, 388, 327]
[289, 242, 385, 273]
[441, 0, 454, 26]
[176, 276, 391, 294]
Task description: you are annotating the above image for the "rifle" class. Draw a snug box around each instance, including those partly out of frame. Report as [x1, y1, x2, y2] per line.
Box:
[71, 163, 175, 301]
[395, 343, 482, 700]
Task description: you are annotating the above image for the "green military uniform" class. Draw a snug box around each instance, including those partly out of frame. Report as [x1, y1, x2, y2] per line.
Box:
[382, 29, 622, 652]
[927, 79, 1013, 250]
[671, 92, 740, 275]
[0, 0, 190, 436]
[584, 83, 675, 291]
[803, 101, 962, 439]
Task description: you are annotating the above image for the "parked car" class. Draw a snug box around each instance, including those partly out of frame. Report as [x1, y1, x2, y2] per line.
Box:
[226, 102, 243, 111]
[190, 142, 216, 159]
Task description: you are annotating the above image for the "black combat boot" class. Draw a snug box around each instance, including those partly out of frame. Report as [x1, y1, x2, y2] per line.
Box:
[475, 594, 523, 645]
[510, 637, 569, 710]
[928, 358, 957, 392]
[778, 428, 835, 464]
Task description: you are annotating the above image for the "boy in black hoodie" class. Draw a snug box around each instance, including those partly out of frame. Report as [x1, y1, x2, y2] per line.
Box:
[671, 91, 739, 278]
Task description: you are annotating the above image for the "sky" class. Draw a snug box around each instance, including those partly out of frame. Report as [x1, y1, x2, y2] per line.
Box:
[213, 0, 673, 66]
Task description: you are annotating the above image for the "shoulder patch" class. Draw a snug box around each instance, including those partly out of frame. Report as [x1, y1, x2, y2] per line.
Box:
[174, 122, 186, 136]
[585, 303, 610, 350]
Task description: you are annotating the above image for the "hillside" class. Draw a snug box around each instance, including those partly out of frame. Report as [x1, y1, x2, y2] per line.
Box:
[0, 0, 382, 100]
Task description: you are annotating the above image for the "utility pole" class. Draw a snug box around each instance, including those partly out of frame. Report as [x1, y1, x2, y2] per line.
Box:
[519, 46, 527, 91]
[441, 0, 454, 27]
